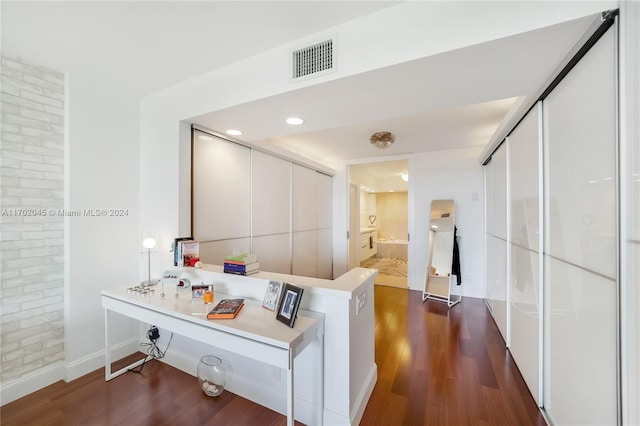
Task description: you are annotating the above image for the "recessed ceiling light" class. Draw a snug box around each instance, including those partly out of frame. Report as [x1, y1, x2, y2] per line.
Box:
[431, 225, 438, 229]
[226, 129, 242, 136]
[286, 117, 304, 125]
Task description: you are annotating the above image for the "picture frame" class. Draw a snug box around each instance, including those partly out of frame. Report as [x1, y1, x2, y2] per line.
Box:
[191, 284, 208, 301]
[262, 280, 283, 311]
[275, 283, 303, 328]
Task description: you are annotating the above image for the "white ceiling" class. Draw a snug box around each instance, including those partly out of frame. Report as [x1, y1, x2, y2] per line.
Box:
[2, 2, 598, 189]
[1, 1, 399, 97]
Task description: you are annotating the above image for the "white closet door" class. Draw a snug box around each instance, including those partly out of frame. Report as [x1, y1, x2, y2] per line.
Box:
[317, 173, 333, 278]
[292, 230, 317, 277]
[292, 165, 318, 275]
[292, 164, 318, 232]
[484, 163, 494, 311]
[252, 234, 291, 274]
[544, 29, 617, 279]
[251, 151, 291, 272]
[491, 146, 508, 241]
[509, 106, 540, 252]
[546, 258, 617, 426]
[543, 27, 617, 425]
[485, 159, 495, 237]
[192, 132, 250, 241]
[252, 151, 290, 236]
[508, 106, 541, 404]
[510, 244, 540, 403]
[199, 238, 251, 266]
[487, 235, 507, 340]
[486, 143, 507, 342]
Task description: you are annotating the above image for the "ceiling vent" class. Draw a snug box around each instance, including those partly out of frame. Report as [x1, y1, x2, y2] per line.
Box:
[292, 38, 334, 80]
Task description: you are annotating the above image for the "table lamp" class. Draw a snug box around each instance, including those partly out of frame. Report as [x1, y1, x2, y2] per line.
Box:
[141, 237, 159, 287]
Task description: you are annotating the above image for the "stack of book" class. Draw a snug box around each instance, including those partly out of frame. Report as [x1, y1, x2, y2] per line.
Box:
[174, 237, 200, 267]
[223, 253, 259, 276]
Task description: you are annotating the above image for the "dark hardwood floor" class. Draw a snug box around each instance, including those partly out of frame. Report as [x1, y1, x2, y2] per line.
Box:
[361, 286, 546, 426]
[1, 286, 545, 425]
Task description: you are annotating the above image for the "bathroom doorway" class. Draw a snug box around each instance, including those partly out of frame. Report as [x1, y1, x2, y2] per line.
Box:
[349, 160, 409, 289]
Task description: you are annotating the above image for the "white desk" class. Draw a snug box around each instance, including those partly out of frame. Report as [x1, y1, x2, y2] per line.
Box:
[102, 285, 324, 426]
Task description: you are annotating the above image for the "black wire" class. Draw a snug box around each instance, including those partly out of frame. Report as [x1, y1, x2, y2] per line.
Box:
[128, 331, 174, 374]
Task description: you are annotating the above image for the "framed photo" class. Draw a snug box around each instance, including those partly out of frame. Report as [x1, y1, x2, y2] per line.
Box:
[262, 280, 282, 311]
[276, 283, 304, 328]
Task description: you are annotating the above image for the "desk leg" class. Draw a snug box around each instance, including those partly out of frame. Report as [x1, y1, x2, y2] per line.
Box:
[104, 308, 146, 381]
[105, 309, 112, 380]
[287, 350, 294, 426]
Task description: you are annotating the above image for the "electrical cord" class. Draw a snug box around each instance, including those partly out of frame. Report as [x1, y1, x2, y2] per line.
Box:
[128, 327, 174, 374]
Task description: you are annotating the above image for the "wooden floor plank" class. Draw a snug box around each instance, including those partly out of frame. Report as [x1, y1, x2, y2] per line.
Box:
[1, 287, 545, 425]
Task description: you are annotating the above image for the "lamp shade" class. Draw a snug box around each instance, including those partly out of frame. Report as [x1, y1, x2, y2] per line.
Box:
[142, 237, 156, 249]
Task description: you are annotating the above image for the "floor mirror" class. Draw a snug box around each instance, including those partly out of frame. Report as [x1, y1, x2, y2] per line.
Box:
[422, 199, 461, 307]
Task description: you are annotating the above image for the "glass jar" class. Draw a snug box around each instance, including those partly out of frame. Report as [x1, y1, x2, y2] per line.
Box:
[197, 355, 226, 397]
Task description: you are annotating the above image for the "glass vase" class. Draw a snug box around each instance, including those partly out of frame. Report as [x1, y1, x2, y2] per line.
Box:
[197, 355, 226, 397]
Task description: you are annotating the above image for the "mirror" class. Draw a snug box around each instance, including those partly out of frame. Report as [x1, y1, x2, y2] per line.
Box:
[423, 200, 460, 307]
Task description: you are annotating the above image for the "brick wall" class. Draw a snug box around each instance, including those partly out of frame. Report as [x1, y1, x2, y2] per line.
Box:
[1, 56, 65, 382]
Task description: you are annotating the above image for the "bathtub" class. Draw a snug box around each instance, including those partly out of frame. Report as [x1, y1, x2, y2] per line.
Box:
[376, 238, 408, 261]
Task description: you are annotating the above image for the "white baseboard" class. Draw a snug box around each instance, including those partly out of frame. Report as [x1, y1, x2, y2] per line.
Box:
[65, 337, 140, 381]
[350, 363, 378, 425]
[323, 408, 351, 425]
[0, 361, 65, 406]
[0, 337, 140, 407]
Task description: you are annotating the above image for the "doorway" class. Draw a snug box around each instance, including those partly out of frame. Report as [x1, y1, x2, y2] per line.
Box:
[348, 160, 409, 288]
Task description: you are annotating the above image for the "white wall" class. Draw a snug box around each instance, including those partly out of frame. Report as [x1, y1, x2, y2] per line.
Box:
[408, 147, 485, 297]
[65, 80, 140, 379]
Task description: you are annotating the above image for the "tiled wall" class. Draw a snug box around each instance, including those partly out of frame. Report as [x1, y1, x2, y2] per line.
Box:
[375, 192, 408, 240]
[0, 56, 65, 382]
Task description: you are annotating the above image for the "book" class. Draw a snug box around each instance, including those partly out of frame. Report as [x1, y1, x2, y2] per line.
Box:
[224, 259, 254, 266]
[173, 237, 193, 266]
[224, 253, 257, 264]
[181, 241, 200, 267]
[223, 262, 260, 273]
[207, 299, 244, 319]
[223, 269, 259, 276]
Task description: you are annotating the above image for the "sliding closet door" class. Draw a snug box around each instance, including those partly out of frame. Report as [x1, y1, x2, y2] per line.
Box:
[292, 164, 318, 277]
[252, 151, 291, 274]
[317, 173, 333, 279]
[486, 144, 508, 342]
[543, 26, 617, 426]
[508, 103, 541, 404]
[192, 131, 251, 262]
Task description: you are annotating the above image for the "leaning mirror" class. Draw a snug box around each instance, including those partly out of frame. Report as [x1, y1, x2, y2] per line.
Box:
[422, 200, 461, 307]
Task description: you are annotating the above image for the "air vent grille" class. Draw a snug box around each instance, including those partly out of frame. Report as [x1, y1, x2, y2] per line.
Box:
[292, 39, 333, 79]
